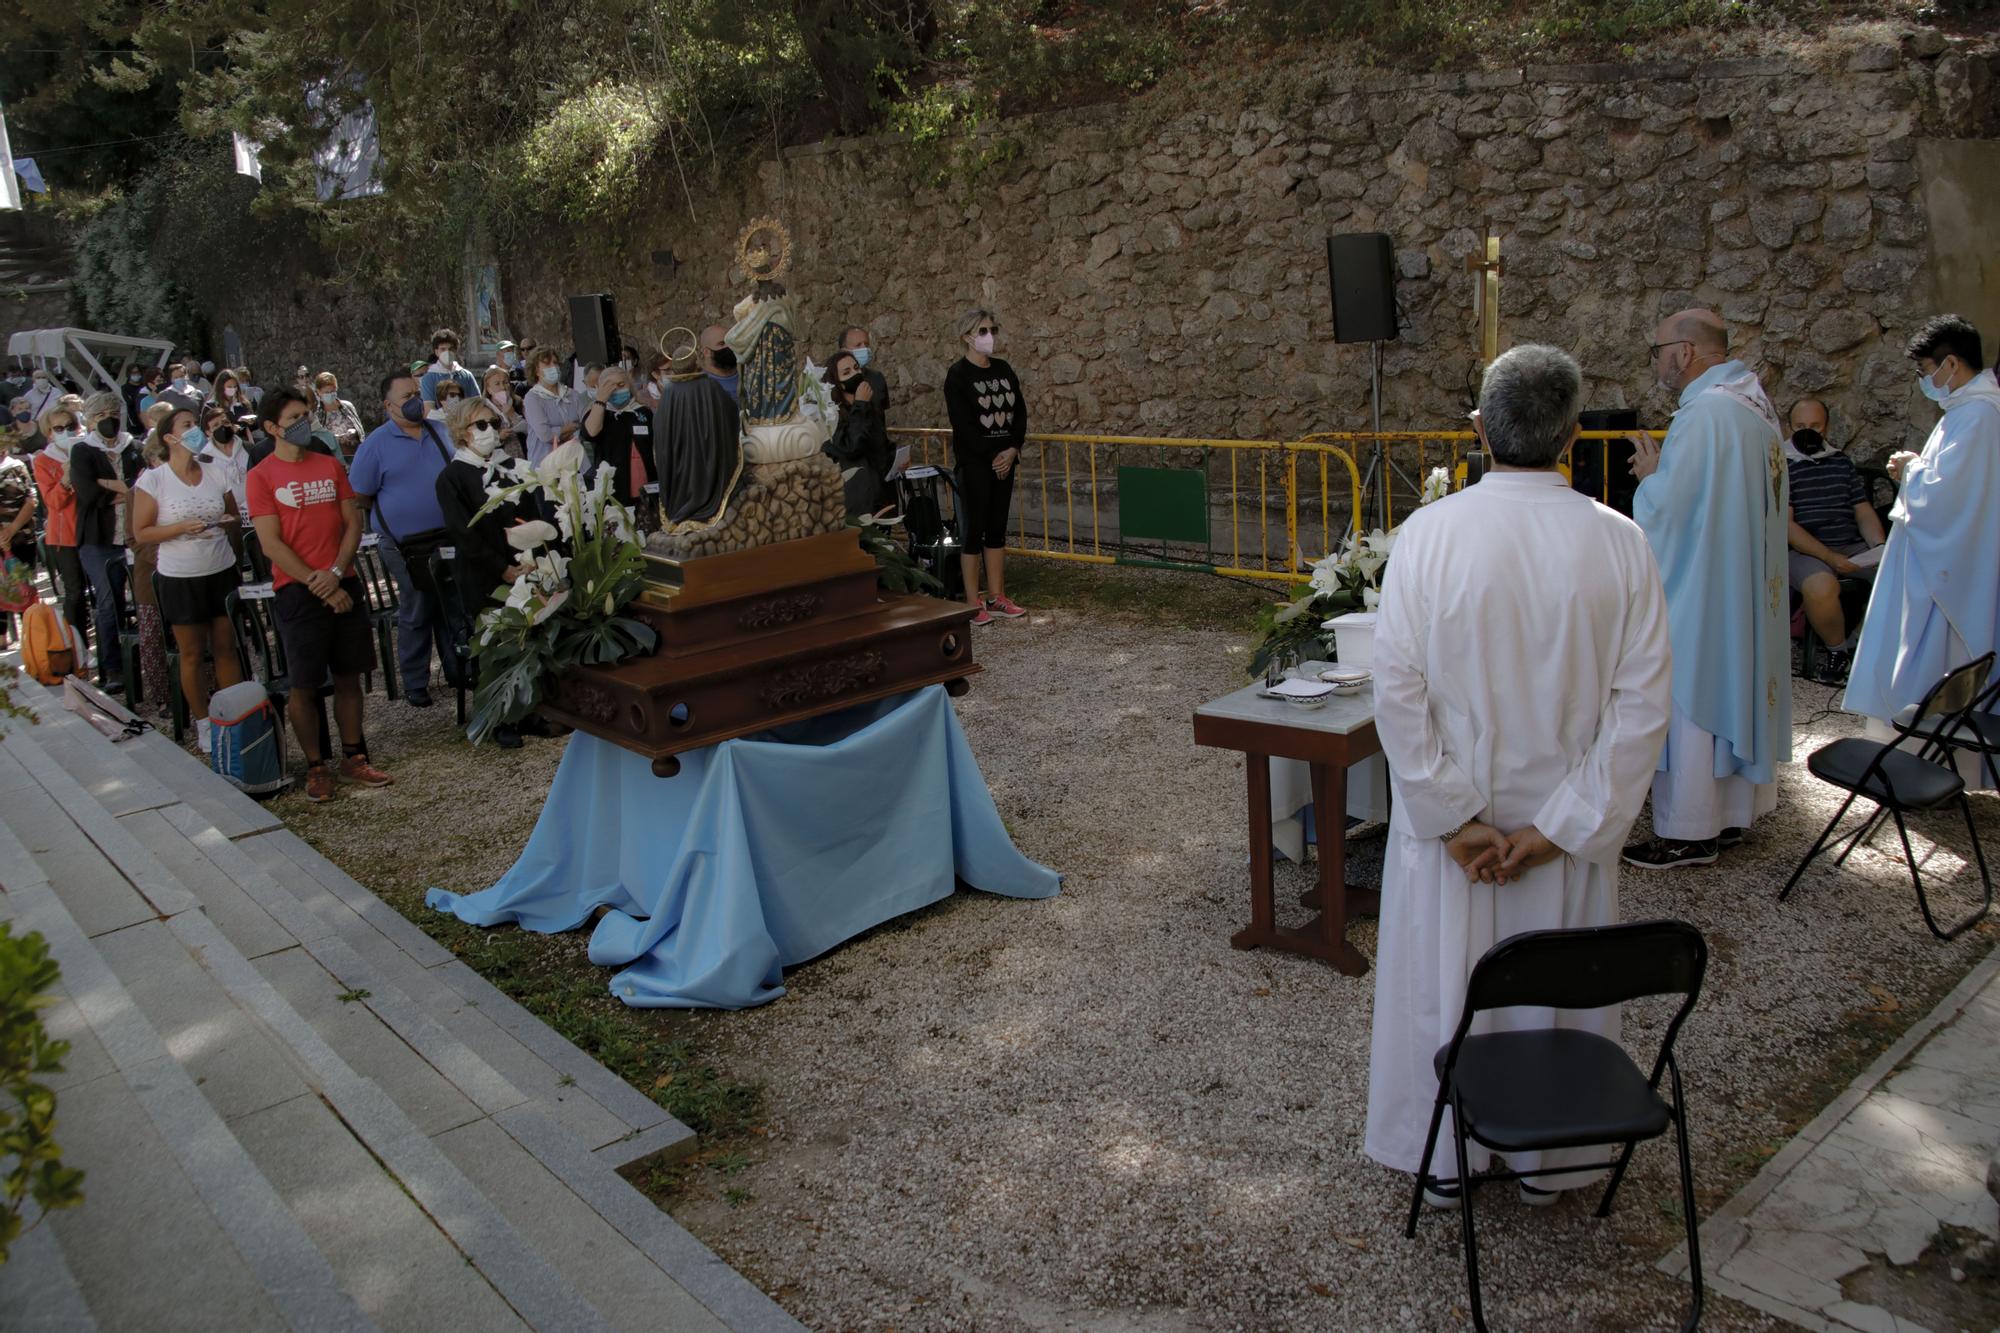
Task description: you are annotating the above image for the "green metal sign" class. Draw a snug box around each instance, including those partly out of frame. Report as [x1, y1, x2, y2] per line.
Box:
[1117, 465, 1210, 545]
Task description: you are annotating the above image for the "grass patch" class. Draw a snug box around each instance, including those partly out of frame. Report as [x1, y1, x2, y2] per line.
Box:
[1005, 557, 1277, 633]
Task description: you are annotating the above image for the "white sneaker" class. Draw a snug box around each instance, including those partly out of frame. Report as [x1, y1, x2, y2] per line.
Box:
[1519, 1181, 1560, 1207]
[196, 718, 213, 756]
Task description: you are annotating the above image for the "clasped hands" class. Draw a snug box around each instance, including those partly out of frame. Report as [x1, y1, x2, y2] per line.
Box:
[1445, 820, 1563, 885]
[304, 567, 354, 613]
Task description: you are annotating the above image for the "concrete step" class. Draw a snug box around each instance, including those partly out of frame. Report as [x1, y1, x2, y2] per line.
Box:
[1, 679, 801, 1331]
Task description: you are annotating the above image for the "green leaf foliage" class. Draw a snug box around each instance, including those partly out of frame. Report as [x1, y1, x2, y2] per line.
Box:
[0, 924, 85, 1263]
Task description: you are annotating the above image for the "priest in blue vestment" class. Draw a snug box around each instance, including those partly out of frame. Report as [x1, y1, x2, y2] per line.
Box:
[1844, 314, 2000, 788]
[1623, 309, 1792, 869]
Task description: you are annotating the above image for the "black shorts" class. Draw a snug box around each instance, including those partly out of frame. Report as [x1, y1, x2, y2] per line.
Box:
[153, 566, 239, 626]
[953, 447, 1016, 555]
[273, 577, 376, 688]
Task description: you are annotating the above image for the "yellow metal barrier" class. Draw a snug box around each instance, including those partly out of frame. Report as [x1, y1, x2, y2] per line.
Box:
[886, 427, 1657, 586]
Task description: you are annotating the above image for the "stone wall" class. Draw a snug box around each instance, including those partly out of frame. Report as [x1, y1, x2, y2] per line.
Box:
[217, 29, 2000, 462]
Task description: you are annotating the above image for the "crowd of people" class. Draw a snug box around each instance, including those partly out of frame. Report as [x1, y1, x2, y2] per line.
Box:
[0, 304, 1037, 782]
[1365, 308, 2000, 1208]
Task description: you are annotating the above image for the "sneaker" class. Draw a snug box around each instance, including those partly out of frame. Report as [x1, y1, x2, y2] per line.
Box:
[986, 595, 1026, 619]
[971, 608, 994, 627]
[1815, 648, 1854, 687]
[337, 754, 394, 788]
[1621, 838, 1719, 870]
[405, 689, 435, 709]
[1422, 1179, 1462, 1210]
[1519, 1181, 1560, 1207]
[196, 718, 213, 756]
[1717, 826, 1746, 849]
[305, 764, 336, 802]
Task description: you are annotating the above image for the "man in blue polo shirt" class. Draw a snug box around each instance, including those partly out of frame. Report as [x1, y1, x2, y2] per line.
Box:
[350, 369, 453, 706]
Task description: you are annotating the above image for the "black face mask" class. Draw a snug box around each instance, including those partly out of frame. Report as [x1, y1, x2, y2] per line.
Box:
[839, 374, 863, 395]
[213, 428, 235, 445]
[96, 419, 120, 440]
[710, 348, 737, 373]
[1792, 427, 1826, 455]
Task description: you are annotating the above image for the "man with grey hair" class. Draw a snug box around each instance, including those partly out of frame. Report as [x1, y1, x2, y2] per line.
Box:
[1366, 343, 1672, 1205]
[1622, 307, 1790, 869]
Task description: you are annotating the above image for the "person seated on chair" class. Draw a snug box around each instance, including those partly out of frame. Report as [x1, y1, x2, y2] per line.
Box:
[1365, 344, 1672, 1208]
[821, 350, 893, 518]
[245, 388, 393, 802]
[1785, 396, 1885, 668]
[435, 396, 541, 749]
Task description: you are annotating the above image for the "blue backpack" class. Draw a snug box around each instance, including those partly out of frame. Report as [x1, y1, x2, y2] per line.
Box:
[209, 681, 289, 796]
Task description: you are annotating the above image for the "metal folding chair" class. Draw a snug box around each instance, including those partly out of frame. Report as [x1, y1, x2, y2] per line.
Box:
[1780, 653, 1995, 940]
[1406, 921, 1709, 1333]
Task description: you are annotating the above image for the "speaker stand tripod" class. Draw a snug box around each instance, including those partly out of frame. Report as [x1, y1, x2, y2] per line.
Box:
[1353, 340, 1418, 534]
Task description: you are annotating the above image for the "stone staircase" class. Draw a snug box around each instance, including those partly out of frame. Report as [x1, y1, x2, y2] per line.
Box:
[0, 676, 802, 1332]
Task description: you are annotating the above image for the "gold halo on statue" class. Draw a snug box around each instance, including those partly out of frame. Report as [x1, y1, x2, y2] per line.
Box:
[735, 218, 792, 286]
[659, 325, 701, 379]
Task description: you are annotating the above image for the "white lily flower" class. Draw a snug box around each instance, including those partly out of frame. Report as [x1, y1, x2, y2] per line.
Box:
[1421, 466, 1452, 506]
[506, 519, 559, 551]
[538, 440, 585, 488]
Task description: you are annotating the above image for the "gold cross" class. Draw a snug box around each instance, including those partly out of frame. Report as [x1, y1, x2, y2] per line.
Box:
[1464, 218, 1503, 367]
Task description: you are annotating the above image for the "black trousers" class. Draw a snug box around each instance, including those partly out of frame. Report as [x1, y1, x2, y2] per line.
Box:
[954, 449, 1016, 555]
[49, 543, 89, 636]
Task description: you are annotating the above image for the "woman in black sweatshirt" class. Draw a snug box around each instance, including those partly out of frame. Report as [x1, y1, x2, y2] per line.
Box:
[940, 306, 1027, 627]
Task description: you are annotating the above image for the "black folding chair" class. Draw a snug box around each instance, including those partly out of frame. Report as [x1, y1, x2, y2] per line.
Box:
[1406, 921, 1709, 1333]
[1901, 669, 2000, 794]
[1780, 653, 1995, 940]
[425, 549, 475, 726]
[353, 545, 402, 701]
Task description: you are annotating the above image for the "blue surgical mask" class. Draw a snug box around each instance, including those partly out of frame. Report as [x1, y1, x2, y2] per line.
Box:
[609, 389, 633, 408]
[1917, 362, 1953, 404]
[399, 395, 426, 423]
[850, 346, 872, 369]
[181, 426, 207, 451]
[540, 366, 560, 386]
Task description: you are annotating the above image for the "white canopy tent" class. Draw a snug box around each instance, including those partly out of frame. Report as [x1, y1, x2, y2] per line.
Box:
[8, 328, 176, 426]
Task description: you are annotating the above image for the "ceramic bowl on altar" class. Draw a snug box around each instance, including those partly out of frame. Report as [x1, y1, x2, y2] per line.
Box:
[1319, 666, 1372, 693]
[1284, 693, 1330, 711]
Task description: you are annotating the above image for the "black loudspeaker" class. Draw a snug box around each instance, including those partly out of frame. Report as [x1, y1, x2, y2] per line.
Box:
[567, 292, 620, 367]
[1572, 408, 1640, 515]
[1326, 233, 1399, 344]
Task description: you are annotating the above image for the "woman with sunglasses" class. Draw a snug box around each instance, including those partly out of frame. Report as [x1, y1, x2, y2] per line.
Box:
[437, 397, 542, 747]
[942, 307, 1028, 627]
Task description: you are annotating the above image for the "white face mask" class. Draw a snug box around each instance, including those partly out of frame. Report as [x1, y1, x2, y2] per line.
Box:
[489, 389, 510, 408]
[467, 424, 500, 457]
[972, 332, 995, 356]
[222, 385, 237, 398]
[436, 350, 455, 369]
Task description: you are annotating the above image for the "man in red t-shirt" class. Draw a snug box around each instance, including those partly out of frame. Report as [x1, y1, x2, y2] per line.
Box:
[246, 388, 393, 801]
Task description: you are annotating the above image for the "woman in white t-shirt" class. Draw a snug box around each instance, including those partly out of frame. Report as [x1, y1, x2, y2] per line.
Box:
[132, 406, 245, 753]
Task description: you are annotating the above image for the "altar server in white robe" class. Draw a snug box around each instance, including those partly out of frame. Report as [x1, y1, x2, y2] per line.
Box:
[1365, 345, 1672, 1195]
[1622, 309, 1791, 870]
[1844, 315, 2000, 788]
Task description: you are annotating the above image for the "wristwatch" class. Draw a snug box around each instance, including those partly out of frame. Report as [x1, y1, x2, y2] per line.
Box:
[329, 562, 345, 579]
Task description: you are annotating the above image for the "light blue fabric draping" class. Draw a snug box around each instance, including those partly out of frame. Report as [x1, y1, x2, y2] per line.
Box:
[1844, 372, 2000, 724]
[1633, 361, 1792, 784]
[425, 687, 1059, 1009]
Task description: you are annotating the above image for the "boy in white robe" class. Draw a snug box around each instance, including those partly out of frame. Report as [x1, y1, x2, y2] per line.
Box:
[1365, 345, 1673, 1199]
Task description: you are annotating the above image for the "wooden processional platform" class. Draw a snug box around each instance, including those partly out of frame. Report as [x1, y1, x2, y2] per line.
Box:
[538, 530, 980, 776]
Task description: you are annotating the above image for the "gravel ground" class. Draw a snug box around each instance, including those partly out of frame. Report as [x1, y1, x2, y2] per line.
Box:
[261, 581, 1997, 1332]
[664, 605, 1995, 1333]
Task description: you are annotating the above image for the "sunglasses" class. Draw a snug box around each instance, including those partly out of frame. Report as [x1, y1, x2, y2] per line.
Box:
[973, 324, 999, 336]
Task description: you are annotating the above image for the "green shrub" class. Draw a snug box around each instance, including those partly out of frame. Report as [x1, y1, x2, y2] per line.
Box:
[0, 923, 85, 1264]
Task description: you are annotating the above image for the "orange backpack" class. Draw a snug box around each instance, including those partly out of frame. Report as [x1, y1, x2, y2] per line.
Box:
[20, 602, 79, 685]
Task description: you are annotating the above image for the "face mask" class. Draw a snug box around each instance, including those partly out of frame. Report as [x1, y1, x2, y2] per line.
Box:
[609, 389, 633, 408]
[540, 366, 560, 386]
[710, 348, 737, 373]
[839, 374, 863, 394]
[32, 378, 49, 391]
[436, 350, 455, 369]
[180, 426, 207, 452]
[213, 428, 235, 446]
[399, 396, 426, 423]
[439, 395, 462, 408]
[490, 389, 510, 407]
[173, 377, 189, 390]
[468, 424, 500, 457]
[96, 419, 120, 440]
[619, 359, 633, 371]
[1791, 427, 1825, 456]
[1918, 362, 1953, 403]
[500, 351, 516, 369]
[11, 411, 28, 423]
[319, 389, 339, 405]
[972, 333, 995, 356]
[850, 346, 872, 368]
[223, 385, 237, 398]
[128, 374, 142, 384]
[283, 417, 313, 447]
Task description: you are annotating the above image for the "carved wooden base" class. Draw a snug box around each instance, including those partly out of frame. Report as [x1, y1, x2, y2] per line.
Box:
[541, 529, 979, 773]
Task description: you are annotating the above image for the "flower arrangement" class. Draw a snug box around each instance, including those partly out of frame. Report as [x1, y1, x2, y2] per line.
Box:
[1247, 466, 1452, 680]
[463, 441, 658, 742]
